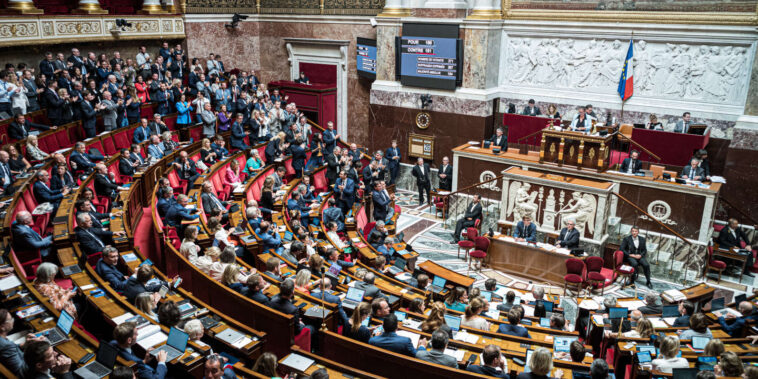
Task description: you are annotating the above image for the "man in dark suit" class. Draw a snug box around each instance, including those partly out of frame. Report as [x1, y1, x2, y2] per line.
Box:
[621, 226, 652, 286]
[371, 181, 393, 224]
[322, 121, 340, 156]
[75, 199, 112, 229]
[672, 301, 694, 327]
[263, 257, 283, 281]
[368, 313, 426, 357]
[268, 279, 314, 340]
[556, 219, 580, 250]
[43, 81, 65, 127]
[94, 163, 123, 199]
[718, 218, 754, 277]
[287, 191, 311, 226]
[325, 147, 341, 185]
[130, 144, 146, 166]
[111, 321, 168, 379]
[244, 273, 271, 306]
[156, 187, 174, 218]
[489, 127, 507, 150]
[0, 151, 14, 194]
[230, 114, 249, 151]
[465, 344, 508, 378]
[11, 211, 53, 258]
[291, 138, 307, 178]
[80, 91, 98, 138]
[354, 272, 386, 300]
[69, 142, 100, 173]
[411, 157, 430, 205]
[451, 195, 482, 243]
[717, 301, 756, 337]
[96, 246, 129, 291]
[39, 52, 56, 79]
[521, 99, 541, 117]
[172, 151, 200, 189]
[118, 148, 139, 178]
[681, 158, 705, 181]
[33, 170, 69, 209]
[165, 194, 199, 238]
[148, 114, 169, 136]
[638, 293, 662, 315]
[496, 308, 531, 338]
[323, 199, 345, 232]
[513, 215, 537, 243]
[200, 182, 229, 224]
[22, 70, 42, 112]
[367, 221, 388, 249]
[75, 213, 122, 256]
[384, 140, 401, 186]
[362, 160, 382, 190]
[8, 114, 53, 140]
[437, 156, 453, 191]
[334, 170, 355, 215]
[416, 330, 458, 368]
[22, 340, 77, 379]
[122, 265, 166, 303]
[619, 150, 642, 174]
[258, 221, 283, 254]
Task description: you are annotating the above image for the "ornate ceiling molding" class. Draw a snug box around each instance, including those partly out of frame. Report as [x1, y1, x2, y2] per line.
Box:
[0, 15, 185, 48]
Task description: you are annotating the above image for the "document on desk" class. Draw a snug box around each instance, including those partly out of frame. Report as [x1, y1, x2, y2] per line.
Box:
[111, 313, 135, 325]
[647, 317, 668, 329]
[281, 353, 315, 372]
[714, 308, 743, 318]
[617, 300, 646, 310]
[232, 336, 252, 349]
[0, 275, 22, 291]
[578, 299, 599, 311]
[137, 325, 167, 349]
[453, 331, 479, 344]
[445, 348, 466, 361]
[663, 289, 686, 302]
[591, 315, 605, 325]
[396, 330, 420, 347]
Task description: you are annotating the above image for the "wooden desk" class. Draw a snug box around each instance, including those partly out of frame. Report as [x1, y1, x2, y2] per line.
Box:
[661, 283, 715, 310]
[540, 130, 612, 171]
[418, 260, 475, 289]
[487, 236, 571, 285]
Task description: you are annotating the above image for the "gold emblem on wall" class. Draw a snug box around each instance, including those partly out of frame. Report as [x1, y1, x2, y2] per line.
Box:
[415, 112, 431, 130]
[588, 148, 596, 159]
[569, 145, 575, 159]
[549, 143, 556, 155]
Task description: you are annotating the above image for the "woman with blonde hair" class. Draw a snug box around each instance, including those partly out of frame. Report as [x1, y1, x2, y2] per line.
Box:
[180, 226, 203, 264]
[134, 292, 158, 321]
[198, 246, 222, 275]
[200, 138, 218, 165]
[344, 302, 372, 343]
[222, 265, 246, 294]
[421, 301, 452, 337]
[259, 176, 279, 211]
[519, 347, 561, 378]
[252, 352, 278, 377]
[546, 104, 560, 119]
[704, 339, 725, 357]
[651, 335, 689, 373]
[224, 159, 243, 189]
[294, 269, 313, 294]
[462, 297, 490, 331]
[623, 318, 653, 338]
[25, 134, 50, 162]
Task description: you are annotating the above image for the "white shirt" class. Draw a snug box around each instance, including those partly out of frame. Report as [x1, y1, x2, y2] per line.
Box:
[632, 237, 639, 249]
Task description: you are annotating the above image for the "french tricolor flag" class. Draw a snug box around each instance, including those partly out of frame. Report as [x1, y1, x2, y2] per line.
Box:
[617, 39, 634, 101]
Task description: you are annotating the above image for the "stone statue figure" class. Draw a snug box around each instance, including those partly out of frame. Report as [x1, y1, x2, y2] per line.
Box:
[507, 182, 539, 222]
[558, 191, 597, 235]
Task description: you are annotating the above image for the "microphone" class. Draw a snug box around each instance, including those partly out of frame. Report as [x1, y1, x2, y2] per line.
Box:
[320, 266, 327, 331]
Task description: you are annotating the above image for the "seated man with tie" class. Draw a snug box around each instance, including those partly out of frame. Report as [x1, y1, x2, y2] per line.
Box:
[570, 107, 591, 134]
[147, 113, 169, 136]
[70, 142, 102, 174]
[75, 213, 123, 256]
[367, 220, 388, 249]
[619, 150, 642, 175]
[94, 163, 126, 200]
[76, 199, 117, 229]
[451, 195, 482, 243]
[32, 170, 69, 210]
[621, 226, 652, 287]
[96, 246, 129, 291]
[157, 187, 175, 218]
[147, 135, 165, 160]
[130, 144, 146, 166]
[322, 198, 345, 232]
[556, 218, 580, 253]
[681, 158, 705, 181]
[673, 112, 691, 133]
[132, 118, 150, 143]
[118, 148, 139, 178]
[371, 181, 394, 224]
[513, 215, 537, 243]
[8, 114, 54, 141]
[11, 211, 53, 258]
[173, 151, 201, 190]
[201, 182, 229, 225]
[269, 166, 286, 193]
[488, 128, 507, 150]
[0, 151, 16, 194]
[718, 218, 754, 278]
[287, 191, 312, 226]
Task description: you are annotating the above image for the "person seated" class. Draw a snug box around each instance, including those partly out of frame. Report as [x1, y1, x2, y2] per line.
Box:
[651, 336, 689, 374]
[268, 279, 314, 340]
[368, 313, 427, 357]
[450, 195, 482, 243]
[555, 218, 580, 250]
[251, 352, 279, 378]
[310, 276, 350, 326]
[11, 211, 53, 258]
[344, 302, 372, 343]
[76, 199, 116, 229]
[522, 99, 541, 117]
[118, 148, 139, 178]
[94, 163, 127, 199]
[33, 170, 69, 210]
[123, 265, 167, 303]
[223, 159, 243, 191]
[718, 218, 754, 276]
[111, 322, 168, 379]
[133, 118, 150, 143]
[325, 247, 354, 269]
[222, 265, 247, 295]
[376, 238, 396, 262]
[246, 206, 263, 233]
[355, 272, 386, 300]
[156, 187, 175, 218]
[245, 273, 271, 306]
[568, 340, 586, 363]
[673, 112, 692, 133]
[130, 144, 146, 166]
[680, 312, 712, 340]
[714, 351, 746, 378]
[323, 199, 345, 232]
[488, 128, 507, 150]
[147, 113, 169, 136]
[160, 132, 178, 154]
[165, 194, 199, 238]
[638, 293, 662, 315]
[203, 353, 236, 379]
[262, 257, 283, 281]
[146, 135, 164, 160]
[409, 273, 429, 290]
[444, 286, 468, 312]
[211, 136, 229, 160]
[466, 344, 508, 378]
[367, 220, 388, 249]
[201, 182, 229, 224]
[287, 191, 311, 226]
[646, 114, 663, 130]
[513, 215, 537, 243]
[171, 152, 199, 191]
[462, 298, 490, 331]
[257, 221, 283, 254]
[622, 318, 653, 338]
[281, 241, 304, 266]
[96, 246, 129, 292]
[157, 300, 186, 330]
[23, 340, 76, 379]
[50, 164, 75, 192]
[69, 142, 102, 173]
[497, 290, 518, 312]
[570, 107, 591, 134]
[545, 104, 560, 119]
[620, 150, 642, 174]
[673, 300, 694, 327]
[33, 263, 79, 318]
[8, 113, 52, 140]
[621, 226, 652, 287]
[75, 213, 122, 256]
[681, 158, 705, 181]
[244, 149, 263, 174]
[717, 301, 756, 337]
[497, 308, 531, 338]
[416, 329, 458, 368]
[549, 313, 567, 331]
[518, 347, 562, 379]
[0, 308, 44, 377]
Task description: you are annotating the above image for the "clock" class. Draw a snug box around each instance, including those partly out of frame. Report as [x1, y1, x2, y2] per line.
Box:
[415, 112, 431, 130]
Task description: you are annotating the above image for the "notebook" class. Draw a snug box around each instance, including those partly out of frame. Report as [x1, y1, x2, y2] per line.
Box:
[280, 353, 315, 373]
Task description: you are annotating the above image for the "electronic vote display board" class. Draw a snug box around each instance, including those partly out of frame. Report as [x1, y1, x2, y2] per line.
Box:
[356, 37, 377, 80]
[399, 23, 462, 90]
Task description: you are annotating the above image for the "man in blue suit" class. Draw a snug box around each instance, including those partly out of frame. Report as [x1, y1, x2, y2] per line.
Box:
[112, 322, 168, 379]
[75, 213, 122, 256]
[322, 121, 340, 155]
[146, 135, 165, 160]
[69, 142, 101, 173]
[230, 114, 250, 151]
[157, 187, 175, 218]
[96, 246, 129, 291]
[322, 199, 344, 232]
[377, 238, 395, 262]
[246, 207, 263, 233]
[80, 91, 98, 138]
[165, 194, 199, 238]
[133, 118, 150, 144]
[334, 170, 354, 215]
[513, 215, 537, 243]
[465, 344, 508, 378]
[371, 181, 393, 224]
[717, 301, 757, 337]
[257, 221, 283, 254]
[268, 279, 314, 340]
[8, 114, 53, 141]
[244, 273, 271, 306]
[33, 170, 69, 209]
[11, 211, 53, 258]
[496, 307, 531, 338]
[0, 151, 15, 194]
[369, 313, 427, 357]
[291, 138, 307, 178]
[310, 277, 349, 327]
[287, 191, 311, 226]
[385, 140, 401, 185]
[75, 199, 112, 229]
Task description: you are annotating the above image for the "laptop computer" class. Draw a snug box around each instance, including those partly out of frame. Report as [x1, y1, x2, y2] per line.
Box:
[608, 307, 629, 320]
[216, 328, 244, 345]
[149, 327, 189, 363]
[710, 297, 725, 311]
[672, 368, 699, 379]
[342, 287, 365, 311]
[395, 311, 407, 322]
[327, 263, 342, 278]
[387, 257, 406, 275]
[691, 336, 708, 351]
[539, 318, 550, 327]
[662, 305, 679, 318]
[637, 351, 652, 364]
[735, 293, 747, 304]
[637, 345, 656, 355]
[481, 291, 492, 302]
[553, 336, 577, 353]
[430, 276, 447, 294]
[697, 356, 718, 371]
[524, 349, 534, 372]
[73, 342, 119, 379]
[444, 314, 461, 337]
[283, 231, 294, 242]
[36, 310, 74, 346]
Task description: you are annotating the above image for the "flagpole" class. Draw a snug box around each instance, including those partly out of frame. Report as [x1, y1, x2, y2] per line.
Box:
[620, 31, 634, 124]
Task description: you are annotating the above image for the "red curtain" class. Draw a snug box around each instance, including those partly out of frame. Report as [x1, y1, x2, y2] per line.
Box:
[298, 62, 336, 86]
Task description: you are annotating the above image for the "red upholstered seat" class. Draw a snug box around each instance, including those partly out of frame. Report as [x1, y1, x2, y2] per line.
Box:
[707, 245, 727, 283]
[294, 327, 311, 352]
[713, 224, 725, 233]
[564, 258, 586, 295]
[709, 260, 727, 269]
[470, 250, 487, 259]
[585, 256, 615, 293]
[587, 272, 605, 281]
[363, 222, 376, 240]
[468, 237, 490, 274]
[564, 274, 584, 283]
[614, 250, 635, 288]
[458, 240, 475, 248]
[457, 227, 478, 259]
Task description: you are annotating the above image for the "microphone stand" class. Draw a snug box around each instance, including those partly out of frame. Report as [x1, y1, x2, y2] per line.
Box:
[320, 266, 327, 331]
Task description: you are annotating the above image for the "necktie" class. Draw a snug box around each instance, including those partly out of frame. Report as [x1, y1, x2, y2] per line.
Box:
[213, 195, 223, 211]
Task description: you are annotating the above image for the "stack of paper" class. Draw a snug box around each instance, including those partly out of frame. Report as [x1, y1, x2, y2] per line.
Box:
[137, 324, 167, 349]
[453, 331, 479, 344]
[396, 330, 420, 347]
[663, 289, 686, 302]
[444, 348, 466, 361]
[617, 300, 646, 310]
[112, 313, 135, 325]
[0, 275, 22, 291]
[578, 299, 600, 310]
[715, 308, 743, 318]
[647, 317, 668, 329]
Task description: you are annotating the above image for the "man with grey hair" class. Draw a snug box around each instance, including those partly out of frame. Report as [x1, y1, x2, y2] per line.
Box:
[100, 90, 119, 131]
[75, 213, 122, 256]
[367, 220, 388, 249]
[638, 292, 662, 315]
[166, 194, 199, 237]
[0, 150, 14, 193]
[94, 163, 126, 199]
[532, 286, 545, 302]
[96, 246, 129, 291]
[355, 271, 386, 300]
[416, 329, 458, 368]
[378, 237, 395, 261]
[33, 170, 69, 210]
[183, 319, 205, 341]
[556, 218, 580, 251]
[11, 210, 53, 258]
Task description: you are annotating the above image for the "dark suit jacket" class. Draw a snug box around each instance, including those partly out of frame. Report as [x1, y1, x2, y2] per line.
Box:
[33, 181, 63, 204]
[489, 134, 507, 149]
[50, 172, 75, 191]
[94, 173, 119, 197]
[620, 235, 647, 259]
[672, 315, 690, 327]
[522, 106, 542, 117]
[268, 295, 304, 334]
[620, 158, 642, 174]
[174, 158, 198, 181]
[201, 192, 227, 215]
[75, 226, 112, 256]
[11, 222, 52, 255]
[147, 121, 169, 136]
[291, 144, 306, 173]
[367, 228, 387, 247]
[681, 165, 704, 179]
[111, 341, 167, 379]
[411, 164, 430, 186]
[437, 164, 453, 190]
[496, 323, 531, 338]
[247, 289, 271, 306]
[372, 190, 391, 222]
[354, 281, 385, 300]
[326, 153, 340, 183]
[334, 177, 355, 205]
[514, 221, 537, 242]
[122, 277, 163, 303]
[43, 88, 64, 121]
[368, 332, 422, 357]
[165, 202, 199, 227]
[119, 158, 136, 177]
[718, 227, 750, 250]
[638, 303, 663, 315]
[80, 100, 97, 135]
[462, 202, 483, 222]
[69, 151, 98, 171]
[230, 122, 247, 150]
[8, 120, 50, 140]
[558, 227, 580, 249]
[157, 197, 175, 218]
[0, 335, 27, 377]
[467, 365, 508, 378]
[96, 259, 128, 291]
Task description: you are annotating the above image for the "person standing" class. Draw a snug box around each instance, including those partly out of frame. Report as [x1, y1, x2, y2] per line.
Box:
[411, 157, 430, 206]
[437, 156, 453, 191]
[385, 140, 401, 186]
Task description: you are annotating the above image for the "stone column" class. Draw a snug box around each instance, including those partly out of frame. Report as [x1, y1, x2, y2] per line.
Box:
[423, 0, 468, 10]
[467, 0, 501, 19]
[4, 0, 43, 14]
[374, 21, 401, 82]
[378, 0, 410, 17]
[461, 20, 503, 90]
[139, 0, 167, 14]
[73, 0, 108, 14]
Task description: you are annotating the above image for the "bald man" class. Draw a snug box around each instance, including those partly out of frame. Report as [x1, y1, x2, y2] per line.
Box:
[11, 211, 53, 258]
